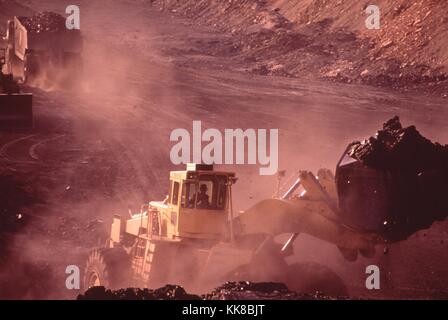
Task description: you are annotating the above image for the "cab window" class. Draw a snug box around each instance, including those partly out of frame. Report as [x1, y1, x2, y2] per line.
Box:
[181, 175, 228, 210]
[181, 182, 196, 208]
[216, 181, 227, 209]
[171, 181, 180, 205]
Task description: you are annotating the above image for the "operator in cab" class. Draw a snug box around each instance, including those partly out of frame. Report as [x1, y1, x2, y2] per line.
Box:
[196, 184, 210, 209]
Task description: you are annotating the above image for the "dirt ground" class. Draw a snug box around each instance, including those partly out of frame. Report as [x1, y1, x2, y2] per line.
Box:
[0, 0, 447, 299]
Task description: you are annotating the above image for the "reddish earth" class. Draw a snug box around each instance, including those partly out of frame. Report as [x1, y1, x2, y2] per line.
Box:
[0, 0, 447, 299]
[154, 0, 448, 96]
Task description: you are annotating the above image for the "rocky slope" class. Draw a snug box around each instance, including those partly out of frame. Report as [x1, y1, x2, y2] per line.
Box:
[150, 0, 448, 96]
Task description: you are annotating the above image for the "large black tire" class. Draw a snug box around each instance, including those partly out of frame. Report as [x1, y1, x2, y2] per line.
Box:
[228, 261, 347, 297]
[83, 248, 132, 291]
[285, 262, 348, 296]
[226, 254, 289, 284]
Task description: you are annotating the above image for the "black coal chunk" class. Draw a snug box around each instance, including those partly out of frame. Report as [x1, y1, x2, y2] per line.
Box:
[18, 11, 66, 33]
[336, 116, 448, 241]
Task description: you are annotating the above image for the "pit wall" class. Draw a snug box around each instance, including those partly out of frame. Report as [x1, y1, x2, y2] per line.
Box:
[158, 0, 448, 74]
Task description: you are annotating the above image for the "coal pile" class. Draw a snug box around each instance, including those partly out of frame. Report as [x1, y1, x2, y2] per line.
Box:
[18, 11, 66, 33]
[337, 117, 448, 241]
[203, 281, 338, 300]
[350, 116, 448, 171]
[78, 285, 201, 300]
[78, 282, 341, 300]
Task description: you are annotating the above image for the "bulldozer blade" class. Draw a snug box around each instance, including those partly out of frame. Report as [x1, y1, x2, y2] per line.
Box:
[0, 94, 33, 128]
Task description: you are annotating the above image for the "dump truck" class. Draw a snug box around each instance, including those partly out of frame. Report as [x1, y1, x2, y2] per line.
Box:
[2, 12, 83, 83]
[84, 161, 380, 293]
[0, 47, 33, 128]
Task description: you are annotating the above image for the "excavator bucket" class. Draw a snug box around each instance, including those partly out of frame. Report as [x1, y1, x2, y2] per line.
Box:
[0, 93, 33, 128]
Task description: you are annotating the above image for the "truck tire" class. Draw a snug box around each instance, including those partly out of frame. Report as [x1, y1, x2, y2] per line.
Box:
[84, 248, 132, 290]
[22, 55, 30, 84]
[22, 54, 40, 84]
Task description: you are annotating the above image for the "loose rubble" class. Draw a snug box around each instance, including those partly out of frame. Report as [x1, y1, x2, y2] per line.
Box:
[78, 285, 201, 300]
[78, 282, 343, 300]
[203, 281, 340, 300]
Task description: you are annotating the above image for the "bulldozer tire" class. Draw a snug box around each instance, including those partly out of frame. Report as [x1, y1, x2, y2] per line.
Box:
[285, 262, 348, 296]
[225, 254, 289, 284]
[83, 247, 132, 290]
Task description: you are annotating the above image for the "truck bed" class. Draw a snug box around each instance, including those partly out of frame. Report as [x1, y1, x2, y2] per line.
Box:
[14, 12, 82, 60]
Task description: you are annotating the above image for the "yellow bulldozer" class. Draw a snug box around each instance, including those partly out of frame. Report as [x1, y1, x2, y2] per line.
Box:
[84, 159, 381, 294]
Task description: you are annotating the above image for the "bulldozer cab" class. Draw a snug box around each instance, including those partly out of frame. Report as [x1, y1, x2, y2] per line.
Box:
[111, 164, 236, 249]
[175, 169, 228, 211]
[161, 164, 235, 239]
